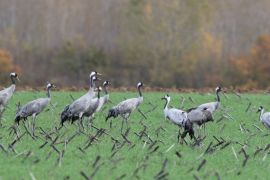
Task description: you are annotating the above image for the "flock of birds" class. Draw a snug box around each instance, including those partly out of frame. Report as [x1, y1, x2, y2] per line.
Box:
[0, 72, 270, 141]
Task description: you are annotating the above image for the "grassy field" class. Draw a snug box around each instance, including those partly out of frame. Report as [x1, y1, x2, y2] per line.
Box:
[0, 91, 270, 179]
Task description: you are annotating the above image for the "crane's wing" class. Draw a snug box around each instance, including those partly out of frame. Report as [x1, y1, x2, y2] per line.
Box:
[187, 109, 213, 124]
[19, 98, 50, 117]
[197, 102, 219, 113]
[19, 101, 41, 117]
[0, 92, 8, 104]
[262, 113, 270, 128]
[167, 108, 187, 125]
[84, 98, 100, 116]
[69, 94, 91, 114]
[115, 98, 139, 113]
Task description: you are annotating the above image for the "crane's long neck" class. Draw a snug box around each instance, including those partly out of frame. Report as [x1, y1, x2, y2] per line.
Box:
[98, 90, 101, 99]
[10, 76, 16, 85]
[90, 77, 96, 91]
[138, 86, 142, 97]
[164, 99, 169, 109]
[260, 109, 264, 121]
[216, 91, 220, 102]
[104, 86, 108, 95]
[47, 88, 51, 98]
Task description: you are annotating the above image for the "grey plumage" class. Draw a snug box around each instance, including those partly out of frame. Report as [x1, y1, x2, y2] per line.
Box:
[257, 106, 270, 129]
[60, 72, 100, 125]
[187, 107, 213, 126]
[0, 73, 19, 122]
[177, 108, 213, 140]
[185, 86, 221, 127]
[106, 82, 143, 121]
[15, 83, 55, 124]
[188, 86, 222, 114]
[162, 94, 187, 127]
[161, 94, 195, 139]
[79, 86, 103, 118]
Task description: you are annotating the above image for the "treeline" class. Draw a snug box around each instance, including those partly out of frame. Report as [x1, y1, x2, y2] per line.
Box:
[1, 0, 270, 88]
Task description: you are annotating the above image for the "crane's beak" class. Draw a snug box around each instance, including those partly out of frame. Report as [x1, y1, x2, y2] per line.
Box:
[97, 73, 102, 76]
[16, 77, 20, 82]
[256, 110, 260, 113]
[161, 97, 166, 100]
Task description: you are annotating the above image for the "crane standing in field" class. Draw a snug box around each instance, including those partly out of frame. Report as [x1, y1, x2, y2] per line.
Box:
[162, 94, 187, 127]
[82, 81, 110, 126]
[76, 86, 103, 128]
[0, 72, 19, 126]
[257, 106, 270, 129]
[185, 107, 213, 137]
[188, 86, 222, 114]
[15, 83, 55, 135]
[106, 82, 144, 132]
[162, 94, 195, 140]
[60, 72, 100, 125]
[185, 86, 221, 135]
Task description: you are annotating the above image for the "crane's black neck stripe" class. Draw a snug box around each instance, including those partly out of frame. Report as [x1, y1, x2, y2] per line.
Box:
[138, 86, 142, 97]
[216, 91, 220, 102]
[10, 76, 15, 84]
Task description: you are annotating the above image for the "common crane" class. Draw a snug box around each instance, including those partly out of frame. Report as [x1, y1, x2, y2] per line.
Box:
[106, 82, 144, 132]
[82, 81, 110, 123]
[189, 86, 222, 114]
[60, 72, 100, 125]
[187, 107, 213, 126]
[162, 94, 195, 140]
[15, 83, 55, 134]
[185, 107, 213, 137]
[162, 94, 187, 126]
[185, 86, 221, 134]
[76, 86, 103, 128]
[0, 72, 19, 125]
[257, 106, 270, 129]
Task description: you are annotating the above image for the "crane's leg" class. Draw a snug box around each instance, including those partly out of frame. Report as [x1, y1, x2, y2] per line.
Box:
[120, 119, 124, 134]
[177, 128, 182, 143]
[88, 115, 95, 129]
[179, 129, 188, 145]
[109, 119, 113, 128]
[125, 117, 129, 131]
[0, 108, 4, 127]
[79, 112, 84, 131]
[125, 113, 130, 129]
[27, 118, 31, 133]
[0, 112, 2, 127]
[196, 124, 202, 138]
[16, 121, 21, 136]
[125, 115, 129, 129]
[120, 114, 129, 133]
[32, 114, 37, 137]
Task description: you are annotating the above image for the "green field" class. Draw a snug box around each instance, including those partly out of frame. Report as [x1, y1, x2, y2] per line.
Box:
[0, 91, 269, 179]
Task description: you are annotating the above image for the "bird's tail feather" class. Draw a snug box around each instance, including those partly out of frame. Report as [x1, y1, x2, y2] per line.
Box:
[106, 108, 118, 121]
[14, 115, 21, 124]
[60, 105, 70, 126]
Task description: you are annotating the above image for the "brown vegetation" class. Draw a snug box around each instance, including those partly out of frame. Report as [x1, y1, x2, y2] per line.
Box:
[0, 0, 270, 88]
[0, 49, 20, 84]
